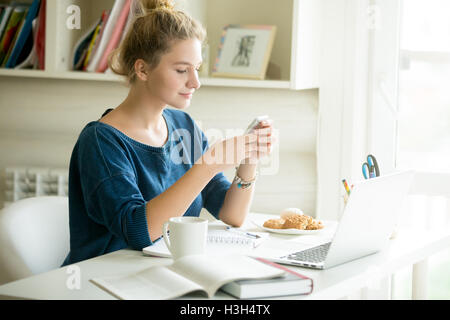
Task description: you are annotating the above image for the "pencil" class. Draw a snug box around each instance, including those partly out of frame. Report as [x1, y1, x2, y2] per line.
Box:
[342, 179, 351, 196]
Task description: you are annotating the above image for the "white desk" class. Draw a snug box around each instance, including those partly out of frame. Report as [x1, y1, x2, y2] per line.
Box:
[0, 213, 449, 300]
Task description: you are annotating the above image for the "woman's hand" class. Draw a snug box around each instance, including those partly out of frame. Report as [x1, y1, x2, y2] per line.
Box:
[241, 119, 276, 165]
[200, 119, 276, 173]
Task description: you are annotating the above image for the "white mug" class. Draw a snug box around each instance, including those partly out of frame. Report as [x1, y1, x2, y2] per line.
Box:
[162, 217, 208, 259]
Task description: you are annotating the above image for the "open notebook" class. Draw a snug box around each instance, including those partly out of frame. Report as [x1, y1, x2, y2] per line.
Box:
[143, 224, 269, 258]
[91, 254, 285, 300]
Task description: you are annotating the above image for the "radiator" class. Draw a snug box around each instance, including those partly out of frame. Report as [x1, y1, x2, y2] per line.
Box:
[4, 167, 68, 208]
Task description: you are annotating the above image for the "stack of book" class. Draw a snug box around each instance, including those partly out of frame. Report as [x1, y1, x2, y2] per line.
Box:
[72, 0, 134, 73]
[221, 258, 314, 298]
[91, 254, 314, 300]
[0, 0, 45, 70]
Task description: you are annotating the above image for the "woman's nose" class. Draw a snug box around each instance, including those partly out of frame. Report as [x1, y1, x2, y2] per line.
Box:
[187, 70, 201, 90]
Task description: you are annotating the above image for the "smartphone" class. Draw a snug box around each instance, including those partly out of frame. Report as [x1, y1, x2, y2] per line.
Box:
[245, 115, 269, 134]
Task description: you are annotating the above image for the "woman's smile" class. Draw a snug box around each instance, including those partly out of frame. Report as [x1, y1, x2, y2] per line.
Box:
[179, 92, 193, 99]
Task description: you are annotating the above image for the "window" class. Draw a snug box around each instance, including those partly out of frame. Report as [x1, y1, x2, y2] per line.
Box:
[396, 0, 450, 172]
[393, 0, 450, 300]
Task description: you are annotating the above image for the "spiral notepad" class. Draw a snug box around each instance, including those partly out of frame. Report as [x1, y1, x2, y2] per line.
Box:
[207, 229, 267, 248]
[142, 226, 269, 258]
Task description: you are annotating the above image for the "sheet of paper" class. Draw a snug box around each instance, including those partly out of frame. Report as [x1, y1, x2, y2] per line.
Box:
[91, 266, 204, 300]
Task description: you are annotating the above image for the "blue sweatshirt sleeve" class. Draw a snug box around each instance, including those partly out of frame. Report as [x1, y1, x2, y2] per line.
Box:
[78, 126, 152, 250]
[85, 174, 152, 250]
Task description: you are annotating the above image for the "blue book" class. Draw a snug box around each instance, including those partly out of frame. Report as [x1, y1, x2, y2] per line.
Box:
[5, 0, 40, 68]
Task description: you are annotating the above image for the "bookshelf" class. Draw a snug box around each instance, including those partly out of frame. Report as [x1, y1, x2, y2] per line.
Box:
[0, 68, 293, 88]
[0, 0, 320, 90]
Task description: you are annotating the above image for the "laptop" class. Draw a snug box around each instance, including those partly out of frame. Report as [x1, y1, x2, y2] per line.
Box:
[262, 171, 415, 270]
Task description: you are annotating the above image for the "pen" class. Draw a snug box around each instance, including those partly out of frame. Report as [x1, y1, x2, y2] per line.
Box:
[226, 226, 260, 239]
[342, 179, 351, 196]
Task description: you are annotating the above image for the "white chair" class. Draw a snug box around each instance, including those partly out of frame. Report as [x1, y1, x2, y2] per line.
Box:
[0, 196, 69, 285]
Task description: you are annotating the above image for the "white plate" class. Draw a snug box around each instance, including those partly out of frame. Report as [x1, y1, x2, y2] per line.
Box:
[251, 220, 323, 235]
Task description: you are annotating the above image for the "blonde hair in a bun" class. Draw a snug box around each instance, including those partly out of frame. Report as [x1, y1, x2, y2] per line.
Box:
[137, 0, 175, 16]
[108, 0, 206, 85]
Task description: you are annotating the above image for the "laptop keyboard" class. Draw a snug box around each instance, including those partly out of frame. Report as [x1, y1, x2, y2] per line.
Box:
[283, 242, 332, 264]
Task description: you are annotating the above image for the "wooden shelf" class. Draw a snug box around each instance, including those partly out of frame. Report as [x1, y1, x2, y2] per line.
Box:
[0, 69, 293, 88]
[200, 77, 291, 89]
[0, 69, 122, 82]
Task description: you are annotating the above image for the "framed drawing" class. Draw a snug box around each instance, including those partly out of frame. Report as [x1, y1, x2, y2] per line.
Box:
[212, 25, 277, 80]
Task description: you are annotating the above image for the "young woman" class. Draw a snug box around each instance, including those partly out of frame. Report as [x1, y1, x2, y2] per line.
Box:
[62, 0, 275, 266]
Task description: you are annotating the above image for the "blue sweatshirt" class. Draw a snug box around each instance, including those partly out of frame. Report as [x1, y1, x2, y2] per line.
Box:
[62, 108, 231, 266]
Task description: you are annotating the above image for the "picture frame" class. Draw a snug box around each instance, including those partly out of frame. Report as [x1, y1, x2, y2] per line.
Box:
[212, 25, 277, 80]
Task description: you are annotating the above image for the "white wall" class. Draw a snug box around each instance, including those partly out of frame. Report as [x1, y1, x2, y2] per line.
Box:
[0, 77, 319, 216]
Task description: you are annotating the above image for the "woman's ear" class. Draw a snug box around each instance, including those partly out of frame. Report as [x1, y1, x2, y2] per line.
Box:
[134, 59, 149, 81]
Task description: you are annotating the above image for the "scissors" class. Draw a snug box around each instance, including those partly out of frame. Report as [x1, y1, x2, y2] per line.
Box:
[362, 154, 380, 179]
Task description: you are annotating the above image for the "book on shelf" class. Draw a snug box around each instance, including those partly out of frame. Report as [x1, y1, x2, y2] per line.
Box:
[118, 2, 135, 45]
[85, 10, 110, 70]
[91, 254, 286, 300]
[1, 7, 27, 67]
[14, 16, 38, 69]
[82, 20, 102, 70]
[71, 0, 132, 74]
[221, 258, 314, 298]
[86, 0, 127, 73]
[81, 16, 104, 70]
[0, 6, 13, 42]
[34, 0, 45, 70]
[96, 0, 131, 73]
[0, 5, 27, 66]
[142, 224, 269, 258]
[4, 0, 41, 68]
[0, 0, 45, 70]
[71, 15, 102, 71]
